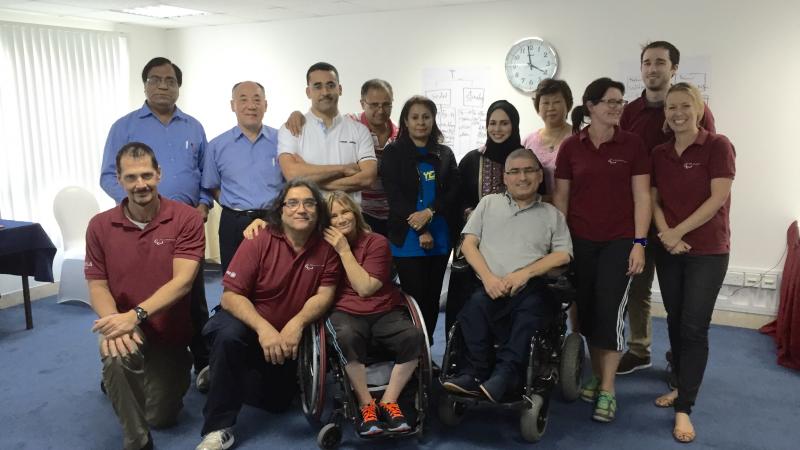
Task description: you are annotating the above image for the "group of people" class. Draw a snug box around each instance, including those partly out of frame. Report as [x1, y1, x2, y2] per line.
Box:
[87, 38, 735, 450]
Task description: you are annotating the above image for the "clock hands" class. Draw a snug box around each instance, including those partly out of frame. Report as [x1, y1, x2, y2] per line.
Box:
[525, 46, 547, 74]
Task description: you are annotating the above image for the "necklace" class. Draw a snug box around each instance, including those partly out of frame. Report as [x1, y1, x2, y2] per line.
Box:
[125, 204, 152, 223]
[540, 124, 570, 150]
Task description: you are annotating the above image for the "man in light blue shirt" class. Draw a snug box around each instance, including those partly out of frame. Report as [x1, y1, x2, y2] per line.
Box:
[99, 56, 211, 383]
[202, 81, 283, 273]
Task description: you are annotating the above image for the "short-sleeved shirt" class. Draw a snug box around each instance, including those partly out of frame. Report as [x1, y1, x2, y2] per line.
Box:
[84, 196, 205, 346]
[523, 129, 562, 195]
[554, 127, 650, 241]
[462, 192, 573, 278]
[202, 125, 283, 210]
[620, 90, 716, 153]
[651, 130, 735, 255]
[100, 102, 212, 206]
[334, 232, 404, 315]
[277, 111, 376, 203]
[355, 112, 398, 220]
[223, 227, 341, 330]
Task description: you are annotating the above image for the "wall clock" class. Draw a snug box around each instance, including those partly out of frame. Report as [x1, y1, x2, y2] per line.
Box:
[505, 37, 559, 93]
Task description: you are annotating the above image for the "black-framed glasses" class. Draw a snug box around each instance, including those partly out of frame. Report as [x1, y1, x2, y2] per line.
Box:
[504, 167, 541, 176]
[146, 76, 179, 88]
[597, 99, 628, 107]
[282, 198, 317, 211]
[364, 102, 392, 111]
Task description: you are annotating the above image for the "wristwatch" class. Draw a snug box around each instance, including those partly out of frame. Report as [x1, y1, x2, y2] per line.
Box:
[134, 306, 148, 323]
[633, 238, 648, 247]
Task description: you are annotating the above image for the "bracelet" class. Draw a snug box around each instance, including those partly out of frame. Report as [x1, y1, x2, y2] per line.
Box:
[633, 237, 648, 247]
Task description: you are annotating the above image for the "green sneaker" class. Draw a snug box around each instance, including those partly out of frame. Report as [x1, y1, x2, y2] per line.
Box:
[580, 376, 600, 403]
[592, 391, 617, 423]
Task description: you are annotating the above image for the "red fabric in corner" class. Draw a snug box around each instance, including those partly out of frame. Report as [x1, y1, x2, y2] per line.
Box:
[760, 221, 800, 370]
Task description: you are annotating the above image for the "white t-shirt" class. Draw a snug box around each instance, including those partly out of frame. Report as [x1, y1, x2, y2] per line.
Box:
[278, 111, 376, 203]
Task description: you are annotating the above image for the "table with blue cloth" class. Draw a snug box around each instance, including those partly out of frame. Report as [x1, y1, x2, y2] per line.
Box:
[0, 220, 57, 329]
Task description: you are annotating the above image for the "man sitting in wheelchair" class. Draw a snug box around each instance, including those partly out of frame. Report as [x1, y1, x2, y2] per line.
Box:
[442, 149, 572, 402]
[322, 191, 425, 436]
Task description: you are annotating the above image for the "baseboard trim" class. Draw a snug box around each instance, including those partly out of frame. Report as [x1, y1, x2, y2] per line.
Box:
[0, 282, 59, 309]
[650, 292, 776, 330]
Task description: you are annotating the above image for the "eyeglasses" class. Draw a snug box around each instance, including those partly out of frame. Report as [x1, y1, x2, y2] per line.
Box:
[597, 99, 628, 107]
[505, 167, 541, 176]
[146, 76, 179, 88]
[282, 198, 318, 211]
[364, 102, 392, 111]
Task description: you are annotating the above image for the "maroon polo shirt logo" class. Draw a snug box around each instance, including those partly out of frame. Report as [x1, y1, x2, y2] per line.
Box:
[683, 162, 702, 169]
[304, 263, 323, 271]
[153, 238, 176, 245]
[607, 158, 629, 165]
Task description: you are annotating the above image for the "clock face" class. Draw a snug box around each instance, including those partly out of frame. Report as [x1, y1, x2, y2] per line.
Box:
[505, 37, 558, 93]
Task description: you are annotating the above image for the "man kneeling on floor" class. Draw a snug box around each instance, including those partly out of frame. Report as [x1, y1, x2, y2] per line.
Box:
[86, 142, 205, 450]
[196, 179, 341, 450]
[442, 149, 572, 402]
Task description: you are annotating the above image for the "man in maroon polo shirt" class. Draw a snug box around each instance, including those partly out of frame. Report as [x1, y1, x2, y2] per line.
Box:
[196, 178, 341, 450]
[618, 41, 716, 376]
[86, 142, 205, 450]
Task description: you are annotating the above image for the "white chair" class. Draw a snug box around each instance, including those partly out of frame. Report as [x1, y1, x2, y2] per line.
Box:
[53, 186, 99, 306]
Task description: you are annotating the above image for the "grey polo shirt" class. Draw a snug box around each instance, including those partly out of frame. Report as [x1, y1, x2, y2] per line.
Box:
[462, 192, 573, 278]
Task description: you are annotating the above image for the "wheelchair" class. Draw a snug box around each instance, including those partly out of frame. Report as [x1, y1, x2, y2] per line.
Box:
[297, 294, 434, 449]
[437, 271, 584, 442]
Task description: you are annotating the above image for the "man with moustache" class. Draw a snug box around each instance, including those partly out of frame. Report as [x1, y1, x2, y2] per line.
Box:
[202, 81, 283, 275]
[86, 142, 205, 450]
[100, 56, 213, 381]
[196, 179, 341, 450]
[442, 149, 572, 403]
[618, 41, 716, 376]
[277, 62, 376, 204]
[285, 78, 397, 235]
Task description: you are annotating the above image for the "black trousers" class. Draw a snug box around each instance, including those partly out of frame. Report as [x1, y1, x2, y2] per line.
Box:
[444, 268, 481, 335]
[457, 281, 556, 380]
[189, 263, 209, 372]
[655, 246, 728, 414]
[201, 310, 298, 435]
[327, 309, 422, 364]
[394, 254, 450, 346]
[219, 207, 262, 274]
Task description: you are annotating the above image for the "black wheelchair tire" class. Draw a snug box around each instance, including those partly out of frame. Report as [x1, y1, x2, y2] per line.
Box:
[519, 394, 548, 442]
[437, 395, 467, 426]
[559, 332, 584, 402]
[316, 423, 342, 450]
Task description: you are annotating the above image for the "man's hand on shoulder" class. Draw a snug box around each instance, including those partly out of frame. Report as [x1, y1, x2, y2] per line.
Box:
[257, 326, 285, 365]
[196, 204, 209, 222]
[286, 110, 306, 137]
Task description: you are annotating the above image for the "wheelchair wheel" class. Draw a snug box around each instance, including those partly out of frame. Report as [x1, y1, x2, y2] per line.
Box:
[437, 395, 467, 426]
[299, 321, 327, 422]
[519, 394, 548, 442]
[316, 423, 342, 450]
[559, 332, 584, 402]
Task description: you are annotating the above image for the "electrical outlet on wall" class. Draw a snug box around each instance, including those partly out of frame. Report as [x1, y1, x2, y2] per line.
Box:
[760, 274, 778, 290]
[744, 273, 761, 288]
[723, 271, 745, 287]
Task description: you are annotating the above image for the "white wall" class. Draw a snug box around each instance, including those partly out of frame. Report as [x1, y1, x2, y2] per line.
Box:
[167, 0, 800, 274]
[0, 11, 165, 295]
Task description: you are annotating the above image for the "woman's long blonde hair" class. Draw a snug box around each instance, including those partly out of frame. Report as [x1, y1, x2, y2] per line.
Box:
[326, 191, 371, 237]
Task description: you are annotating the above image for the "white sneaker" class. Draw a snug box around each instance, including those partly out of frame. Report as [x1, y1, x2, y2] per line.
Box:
[196, 366, 210, 393]
[196, 428, 234, 450]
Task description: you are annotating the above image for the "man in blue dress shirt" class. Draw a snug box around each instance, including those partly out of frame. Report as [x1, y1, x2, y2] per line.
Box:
[202, 81, 283, 274]
[100, 56, 211, 385]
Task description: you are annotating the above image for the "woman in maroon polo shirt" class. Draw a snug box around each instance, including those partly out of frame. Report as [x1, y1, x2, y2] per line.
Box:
[650, 82, 735, 443]
[323, 191, 424, 436]
[553, 77, 651, 423]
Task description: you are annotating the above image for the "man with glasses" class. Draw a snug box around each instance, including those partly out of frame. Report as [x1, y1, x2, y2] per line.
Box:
[285, 78, 397, 235]
[196, 179, 341, 450]
[442, 149, 572, 403]
[100, 56, 212, 387]
[618, 41, 716, 377]
[277, 62, 376, 205]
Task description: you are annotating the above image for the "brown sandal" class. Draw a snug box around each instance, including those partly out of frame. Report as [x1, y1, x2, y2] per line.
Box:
[654, 392, 676, 408]
[673, 427, 696, 443]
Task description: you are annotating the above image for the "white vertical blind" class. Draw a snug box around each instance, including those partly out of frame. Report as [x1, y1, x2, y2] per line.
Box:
[0, 22, 128, 235]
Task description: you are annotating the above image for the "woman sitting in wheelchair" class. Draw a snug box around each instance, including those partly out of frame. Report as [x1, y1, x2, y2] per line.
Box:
[322, 191, 424, 436]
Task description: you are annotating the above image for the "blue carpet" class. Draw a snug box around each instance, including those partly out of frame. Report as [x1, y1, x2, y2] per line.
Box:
[1, 270, 798, 450]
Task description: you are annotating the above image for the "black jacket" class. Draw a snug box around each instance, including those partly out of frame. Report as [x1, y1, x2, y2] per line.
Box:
[380, 138, 460, 248]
